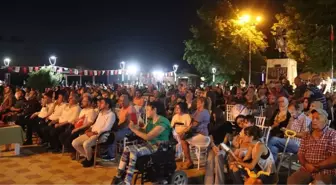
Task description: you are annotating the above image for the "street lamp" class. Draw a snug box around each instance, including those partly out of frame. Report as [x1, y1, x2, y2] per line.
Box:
[3, 57, 11, 67]
[120, 61, 126, 82]
[238, 14, 262, 85]
[212, 67, 217, 83]
[49, 55, 57, 66]
[127, 64, 139, 85]
[173, 64, 178, 84]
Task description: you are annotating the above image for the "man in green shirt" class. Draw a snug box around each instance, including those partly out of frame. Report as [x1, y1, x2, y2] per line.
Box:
[112, 101, 171, 185]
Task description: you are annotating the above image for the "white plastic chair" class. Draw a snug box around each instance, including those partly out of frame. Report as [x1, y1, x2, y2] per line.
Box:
[256, 125, 271, 145]
[255, 116, 266, 127]
[188, 136, 211, 170]
[226, 104, 235, 122]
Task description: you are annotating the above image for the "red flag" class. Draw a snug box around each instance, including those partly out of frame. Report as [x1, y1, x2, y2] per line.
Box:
[107, 70, 110, 75]
[34, 67, 39, 71]
[98, 70, 101, 76]
[23, 67, 27, 74]
[331, 25, 334, 41]
[69, 69, 73, 74]
[8, 67, 13, 72]
[89, 71, 93, 76]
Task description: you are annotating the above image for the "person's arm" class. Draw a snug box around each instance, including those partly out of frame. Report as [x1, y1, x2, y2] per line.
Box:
[315, 155, 336, 170]
[67, 106, 81, 125]
[242, 145, 253, 161]
[130, 123, 165, 141]
[45, 103, 55, 118]
[238, 143, 264, 170]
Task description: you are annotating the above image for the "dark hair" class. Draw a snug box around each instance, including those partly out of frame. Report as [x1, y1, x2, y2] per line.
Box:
[244, 126, 262, 140]
[288, 102, 300, 111]
[235, 115, 246, 123]
[197, 97, 208, 109]
[101, 98, 112, 109]
[303, 97, 312, 112]
[176, 102, 188, 114]
[147, 101, 165, 116]
[245, 115, 255, 125]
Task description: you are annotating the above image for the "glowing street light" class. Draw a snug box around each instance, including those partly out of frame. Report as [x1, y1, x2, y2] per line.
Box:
[49, 55, 57, 66]
[173, 64, 179, 84]
[127, 64, 139, 75]
[237, 13, 262, 85]
[3, 57, 11, 67]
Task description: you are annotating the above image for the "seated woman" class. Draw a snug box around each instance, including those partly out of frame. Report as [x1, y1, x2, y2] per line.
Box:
[230, 126, 277, 185]
[179, 97, 210, 169]
[170, 102, 191, 158]
[111, 101, 171, 185]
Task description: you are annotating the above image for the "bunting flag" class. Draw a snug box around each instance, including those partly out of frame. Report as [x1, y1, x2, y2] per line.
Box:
[84, 70, 88, 76]
[89, 70, 93, 76]
[102, 70, 105, 75]
[94, 70, 97, 76]
[29, 67, 33, 73]
[114, 70, 118, 75]
[8, 67, 13, 72]
[74, 69, 79, 75]
[14, 67, 20, 73]
[118, 70, 122, 75]
[106, 70, 110, 75]
[69, 68, 73, 74]
[97, 70, 101, 76]
[34, 67, 39, 71]
[23, 67, 27, 74]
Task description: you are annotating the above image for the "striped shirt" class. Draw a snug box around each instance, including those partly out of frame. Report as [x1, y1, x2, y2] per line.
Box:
[307, 85, 327, 110]
[286, 113, 310, 145]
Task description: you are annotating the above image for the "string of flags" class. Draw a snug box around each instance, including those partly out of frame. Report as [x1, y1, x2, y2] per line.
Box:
[4, 65, 175, 77]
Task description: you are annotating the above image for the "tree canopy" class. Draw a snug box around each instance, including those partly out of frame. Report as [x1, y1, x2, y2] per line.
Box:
[26, 66, 62, 92]
[183, 0, 268, 83]
[272, 0, 336, 73]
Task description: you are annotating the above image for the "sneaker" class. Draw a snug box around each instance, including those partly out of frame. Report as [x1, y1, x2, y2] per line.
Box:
[101, 155, 116, 162]
[82, 158, 94, 168]
[81, 159, 89, 165]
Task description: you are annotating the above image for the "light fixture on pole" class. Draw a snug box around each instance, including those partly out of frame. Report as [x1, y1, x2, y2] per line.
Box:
[120, 61, 126, 82]
[212, 67, 217, 83]
[3, 57, 11, 67]
[237, 14, 262, 85]
[49, 55, 57, 66]
[173, 64, 178, 84]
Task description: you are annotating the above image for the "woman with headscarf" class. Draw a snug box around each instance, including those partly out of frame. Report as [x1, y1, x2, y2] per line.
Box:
[269, 96, 291, 138]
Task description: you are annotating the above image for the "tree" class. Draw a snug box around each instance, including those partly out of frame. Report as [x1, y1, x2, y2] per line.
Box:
[183, 0, 268, 83]
[26, 66, 62, 92]
[272, 0, 336, 73]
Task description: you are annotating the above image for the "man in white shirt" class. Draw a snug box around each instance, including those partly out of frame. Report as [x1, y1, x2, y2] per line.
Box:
[48, 94, 81, 153]
[72, 98, 116, 167]
[59, 96, 97, 160]
[24, 92, 55, 145]
[39, 93, 67, 146]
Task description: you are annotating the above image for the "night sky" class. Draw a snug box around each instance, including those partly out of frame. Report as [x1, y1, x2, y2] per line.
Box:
[0, 0, 284, 72]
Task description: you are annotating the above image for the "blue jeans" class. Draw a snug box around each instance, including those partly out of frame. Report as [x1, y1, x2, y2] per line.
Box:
[108, 127, 132, 158]
[267, 137, 298, 161]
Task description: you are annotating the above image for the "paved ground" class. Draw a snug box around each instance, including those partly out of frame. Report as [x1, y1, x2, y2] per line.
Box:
[0, 145, 204, 185]
[0, 144, 293, 184]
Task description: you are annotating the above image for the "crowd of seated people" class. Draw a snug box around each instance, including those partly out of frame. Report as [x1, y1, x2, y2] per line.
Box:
[0, 74, 335, 184]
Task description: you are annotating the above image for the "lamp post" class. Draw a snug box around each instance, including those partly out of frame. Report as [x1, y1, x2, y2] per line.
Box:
[238, 14, 262, 85]
[120, 61, 126, 83]
[212, 67, 216, 83]
[173, 64, 178, 85]
[4, 57, 11, 85]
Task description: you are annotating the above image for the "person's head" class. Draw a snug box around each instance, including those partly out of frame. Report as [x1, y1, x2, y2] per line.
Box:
[135, 90, 142, 98]
[68, 94, 79, 105]
[56, 94, 65, 104]
[243, 115, 255, 128]
[102, 90, 109, 98]
[275, 82, 282, 92]
[146, 101, 161, 118]
[311, 75, 322, 86]
[303, 98, 311, 111]
[294, 77, 302, 86]
[196, 97, 206, 110]
[28, 90, 37, 100]
[236, 88, 243, 97]
[16, 90, 23, 99]
[310, 101, 323, 111]
[4, 86, 11, 94]
[119, 94, 130, 108]
[268, 93, 276, 105]
[235, 115, 246, 128]
[311, 109, 328, 131]
[278, 96, 289, 109]
[99, 98, 112, 111]
[81, 96, 92, 108]
[288, 103, 301, 118]
[175, 102, 188, 115]
[243, 126, 263, 143]
[44, 91, 53, 103]
[171, 94, 177, 101]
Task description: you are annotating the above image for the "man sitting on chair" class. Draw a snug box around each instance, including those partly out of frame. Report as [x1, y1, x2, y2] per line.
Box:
[287, 108, 336, 185]
[72, 98, 116, 167]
